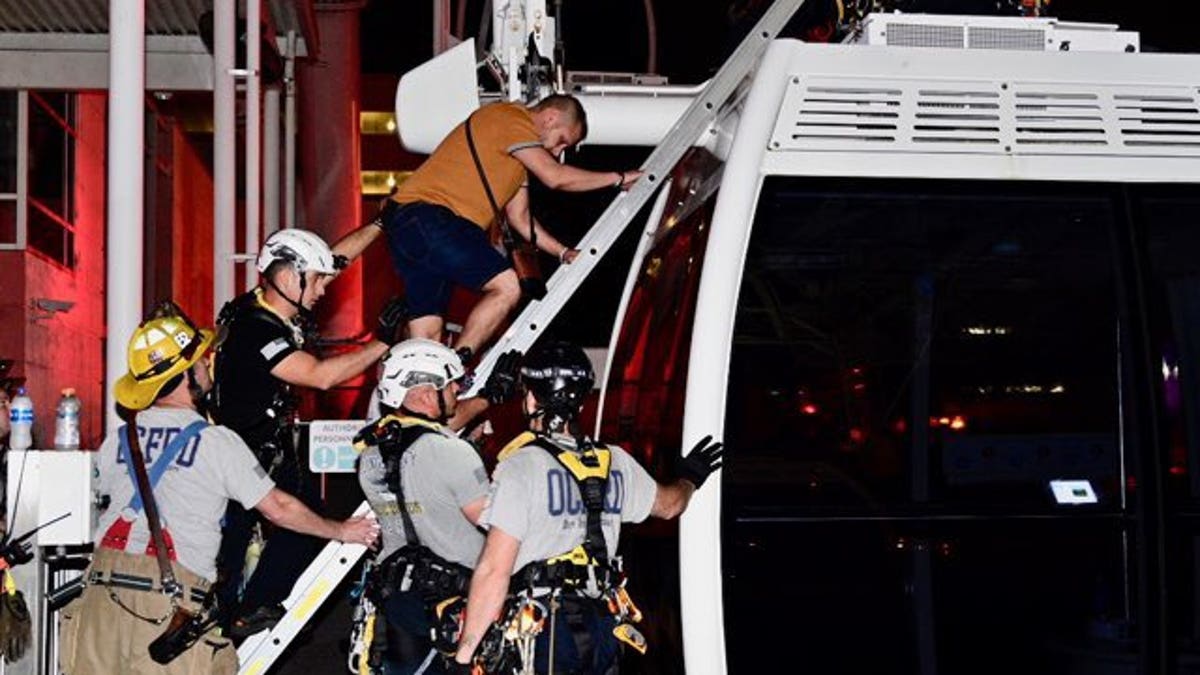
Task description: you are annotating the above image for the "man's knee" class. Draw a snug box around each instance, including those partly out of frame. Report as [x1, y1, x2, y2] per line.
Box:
[483, 270, 521, 307]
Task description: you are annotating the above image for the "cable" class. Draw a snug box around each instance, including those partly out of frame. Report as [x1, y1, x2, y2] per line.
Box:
[2, 445, 30, 546]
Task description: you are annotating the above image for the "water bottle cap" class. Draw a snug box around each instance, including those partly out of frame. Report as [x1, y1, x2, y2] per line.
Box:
[16, 386, 26, 395]
[62, 387, 76, 396]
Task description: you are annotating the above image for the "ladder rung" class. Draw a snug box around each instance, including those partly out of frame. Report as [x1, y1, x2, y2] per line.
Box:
[465, 0, 809, 395]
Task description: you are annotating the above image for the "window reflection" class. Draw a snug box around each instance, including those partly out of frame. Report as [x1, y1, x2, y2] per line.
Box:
[26, 91, 76, 267]
[727, 178, 1120, 511]
[599, 148, 723, 475]
[0, 91, 15, 195]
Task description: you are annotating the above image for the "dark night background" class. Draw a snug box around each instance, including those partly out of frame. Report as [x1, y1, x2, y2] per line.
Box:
[363, 0, 1200, 80]
[356, 0, 1200, 346]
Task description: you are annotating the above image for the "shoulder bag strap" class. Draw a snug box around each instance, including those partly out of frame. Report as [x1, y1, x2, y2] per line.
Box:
[464, 113, 537, 252]
[121, 411, 184, 598]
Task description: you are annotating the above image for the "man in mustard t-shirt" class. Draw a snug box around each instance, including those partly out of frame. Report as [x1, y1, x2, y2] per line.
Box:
[378, 94, 642, 364]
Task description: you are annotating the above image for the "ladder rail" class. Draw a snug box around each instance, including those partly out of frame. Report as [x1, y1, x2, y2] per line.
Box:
[236, 501, 372, 675]
[465, 0, 808, 394]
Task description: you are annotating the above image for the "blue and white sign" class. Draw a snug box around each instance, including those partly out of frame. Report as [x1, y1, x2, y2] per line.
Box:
[308, 420, 368, 474]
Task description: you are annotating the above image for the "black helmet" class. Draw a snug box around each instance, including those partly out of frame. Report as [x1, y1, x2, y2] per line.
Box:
[521, 341, 594, 430]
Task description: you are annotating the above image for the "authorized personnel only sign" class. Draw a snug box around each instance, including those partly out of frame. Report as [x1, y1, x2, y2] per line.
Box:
[308, 420, 368, 473]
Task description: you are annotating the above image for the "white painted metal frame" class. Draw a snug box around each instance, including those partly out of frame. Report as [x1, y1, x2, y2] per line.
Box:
[0, 34, 214, 91]
[680, 38, 1200, 674]
[104, 0, 145, 436]
[264, 85, 281, 236]
[285, 31, 297, 229]
[0, 91, 28, 252]
[245, 0, 263, 291]
[213, 0, 236, 313]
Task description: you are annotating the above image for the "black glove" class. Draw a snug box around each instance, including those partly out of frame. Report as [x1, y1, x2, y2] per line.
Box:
[478, 350, 523, 405]
[677, 435, 724, 489]
[0, 589, 31, 662]
[0, 540, 33, 569]
[375, 297, 408, 346]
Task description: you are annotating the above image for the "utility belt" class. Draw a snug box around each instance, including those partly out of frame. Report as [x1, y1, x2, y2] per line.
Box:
[367, 545, 471, 603]
[514, 546, 624, 600]
[468, 552, 647, 673]
[48, 568, 215, 629]
[85, 570, 210, 605]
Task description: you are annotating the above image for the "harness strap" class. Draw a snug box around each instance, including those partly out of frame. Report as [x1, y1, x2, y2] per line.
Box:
[354, 415, 443, 547]
[543, 439, 612, 566]
[499, 432, 614, 571]
[212, 290, 301, 436]
[102, 421, 207, 560]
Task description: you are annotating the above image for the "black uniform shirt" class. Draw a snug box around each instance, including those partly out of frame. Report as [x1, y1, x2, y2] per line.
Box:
[211, 296, 300, 447]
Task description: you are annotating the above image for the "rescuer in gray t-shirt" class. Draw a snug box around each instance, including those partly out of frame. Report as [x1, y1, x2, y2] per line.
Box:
[451, 342, 725, 675]
[355, 338, 522, 674]
[359, 429, 488, 568]
[482, 436, 658, 572]
[61, 305, 379, 675]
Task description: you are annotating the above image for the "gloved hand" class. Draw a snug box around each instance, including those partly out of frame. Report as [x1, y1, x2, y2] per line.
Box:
[0, 540, 33, 569]
[677, 435, 724, 490]
[0, 587, 31, 662]
[478, 351, 523, 405]
[375, 297, 408, 346]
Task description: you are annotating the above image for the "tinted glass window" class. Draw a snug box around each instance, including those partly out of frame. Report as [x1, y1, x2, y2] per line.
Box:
[27, 91, 75, 266]
[726, 178, 1120, 512]
[724, 178, 1132, 675]
[1140, 187, 1200, 649]
[0, 200, 15, 245]
[0, 91, 15, 194]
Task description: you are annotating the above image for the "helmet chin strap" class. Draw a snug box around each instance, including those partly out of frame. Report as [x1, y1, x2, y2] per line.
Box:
[187, 368, 209, 417]
[399, 386, 452, 424]
[266, 266, 314, 321]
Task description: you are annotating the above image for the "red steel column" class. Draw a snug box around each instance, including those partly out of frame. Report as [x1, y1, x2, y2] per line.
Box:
[297, 1, 368, 417]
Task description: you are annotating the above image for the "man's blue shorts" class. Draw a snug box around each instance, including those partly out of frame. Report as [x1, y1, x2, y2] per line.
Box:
[383, 202, 511, 318]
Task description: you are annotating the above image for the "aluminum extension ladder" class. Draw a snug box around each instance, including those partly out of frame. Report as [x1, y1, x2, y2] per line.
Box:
[465, 0, 808, 395]
[236, 0, 806, 671]
[235, 502, 372, 674]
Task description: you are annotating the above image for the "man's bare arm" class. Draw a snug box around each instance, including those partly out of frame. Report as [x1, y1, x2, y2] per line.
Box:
[332, 221, 385, 263]
[650, 479, 697, 520]
[255, 488, 379, 544]
[454, 526, 521, 664]
[513, 146, 641, 192]
[271, 342, 388, 391]
[503, 187, 571, 259]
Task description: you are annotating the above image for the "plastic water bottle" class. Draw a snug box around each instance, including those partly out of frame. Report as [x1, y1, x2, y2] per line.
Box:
[54, 387, 81, 450]
[9, 386, 34, 450]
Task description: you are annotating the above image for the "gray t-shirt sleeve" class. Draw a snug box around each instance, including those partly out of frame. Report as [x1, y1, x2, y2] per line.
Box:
[207, 427, 275, 508]
[480, 453, 532, 541]
[434, 437, 489, 508]
[614, 446, 658, 524]
[357, 449, 387, 503]
[94, 433, 117, 496]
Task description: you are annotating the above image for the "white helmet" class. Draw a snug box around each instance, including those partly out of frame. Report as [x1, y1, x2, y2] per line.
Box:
[256, 228, 342, 275]
[376, 338, 465, 409]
